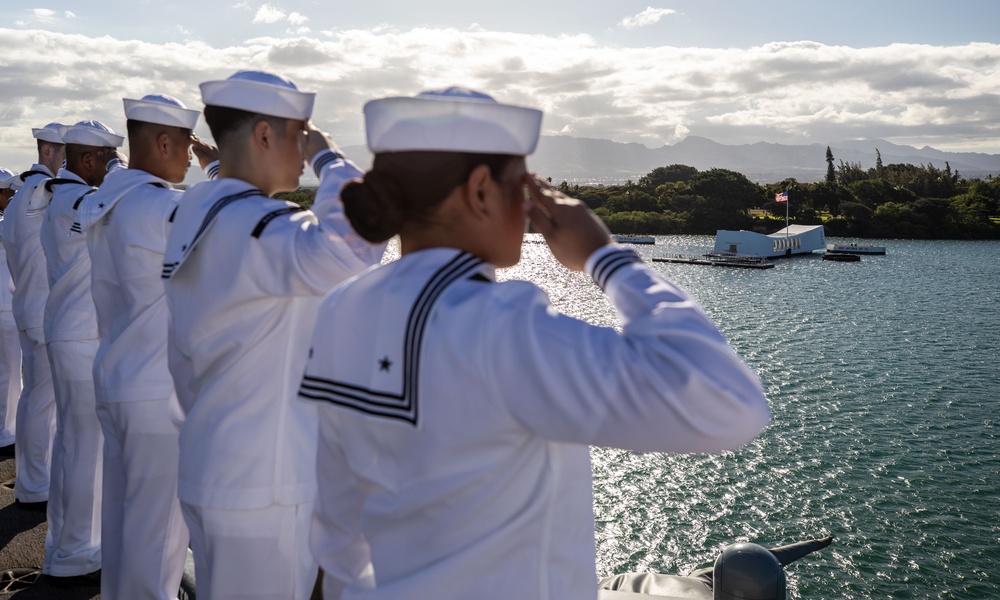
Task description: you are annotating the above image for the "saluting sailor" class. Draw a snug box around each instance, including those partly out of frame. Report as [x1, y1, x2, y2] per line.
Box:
[0, 122, 66, 511]
[301, 88, 772, 600]
[0, 169, 22, 457]
[161, 70, 386, 600]
[78, 94, 217, 600]
[38, 119, 126, 585]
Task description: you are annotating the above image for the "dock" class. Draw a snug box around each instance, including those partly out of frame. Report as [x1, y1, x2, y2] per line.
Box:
[652, 255, 775, 269]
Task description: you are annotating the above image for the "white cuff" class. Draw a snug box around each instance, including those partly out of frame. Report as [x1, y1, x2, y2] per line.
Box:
[585, 244, 642, 291]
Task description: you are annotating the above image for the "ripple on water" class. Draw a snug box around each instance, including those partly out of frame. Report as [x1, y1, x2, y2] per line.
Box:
[389, 236, 1000, 598]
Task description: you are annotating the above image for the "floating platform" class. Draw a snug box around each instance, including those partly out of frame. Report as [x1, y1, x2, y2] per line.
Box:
[826, 244, 885, 255]
[653, 255, 775, 269]
[822, 253, 861, 262]
[614, 235, 655, 245]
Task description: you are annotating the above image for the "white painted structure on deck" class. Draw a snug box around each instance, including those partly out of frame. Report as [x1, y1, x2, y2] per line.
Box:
[713, 225, 826, 258]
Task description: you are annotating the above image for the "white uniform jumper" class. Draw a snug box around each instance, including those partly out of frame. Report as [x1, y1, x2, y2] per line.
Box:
[0, 210, 21, 448]
[39, 168, 106, 576]
[302, 246, 771, 600]
[162, 151, 385, 600]
[0, 165, 57, 504]
[80, 165, 213, 600]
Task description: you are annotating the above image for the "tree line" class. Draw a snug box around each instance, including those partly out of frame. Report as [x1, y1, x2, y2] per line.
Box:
[277, 149, 1000, 240]
[564, 150, 1000, 239]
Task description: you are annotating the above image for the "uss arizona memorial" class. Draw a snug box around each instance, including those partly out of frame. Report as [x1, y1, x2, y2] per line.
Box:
[713, 225, 826, 258]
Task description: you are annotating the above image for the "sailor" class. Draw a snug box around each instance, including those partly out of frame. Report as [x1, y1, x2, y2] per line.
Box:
[78, 95, 217, 600]
[301, 88, 771, 600]
[37, 119, 126, 585]
[0, 169, 22, 456]
[0, 122, 66, 511]
[162, 70, 386, 599]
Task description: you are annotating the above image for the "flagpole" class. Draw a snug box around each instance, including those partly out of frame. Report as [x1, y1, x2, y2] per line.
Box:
[785, 189, 789, 239]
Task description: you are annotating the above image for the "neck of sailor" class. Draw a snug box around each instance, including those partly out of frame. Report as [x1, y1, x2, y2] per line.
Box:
[66, 144, 112, 187]
[0, 189, 13, 211]
[39, 142, 66, 176]
[400, 160, 529, 269]
[218, 118, 305, 197]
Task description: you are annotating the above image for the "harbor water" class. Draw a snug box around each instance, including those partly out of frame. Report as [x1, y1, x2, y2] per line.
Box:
[500, 235, 1000, 599]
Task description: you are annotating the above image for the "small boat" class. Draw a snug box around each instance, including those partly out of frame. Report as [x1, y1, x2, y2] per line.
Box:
[826, 244, 885, 255]
[614, 235, 655, 245]
[823, 253, 860, 262]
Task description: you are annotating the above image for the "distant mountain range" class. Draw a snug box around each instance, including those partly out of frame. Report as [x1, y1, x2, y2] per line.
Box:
[339, 135, 1000, 185]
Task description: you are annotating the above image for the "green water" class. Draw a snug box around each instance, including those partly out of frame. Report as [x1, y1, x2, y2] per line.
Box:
[505, 236, 1000, 599]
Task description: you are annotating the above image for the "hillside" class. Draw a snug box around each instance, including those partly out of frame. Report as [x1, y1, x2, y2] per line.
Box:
[338, 136, 1000, 185]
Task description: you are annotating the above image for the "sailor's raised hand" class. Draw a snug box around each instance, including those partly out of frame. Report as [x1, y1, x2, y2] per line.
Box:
[304, 121, 340, 163]
[524, 173, 611, 272]
[191, 134, 220, 169]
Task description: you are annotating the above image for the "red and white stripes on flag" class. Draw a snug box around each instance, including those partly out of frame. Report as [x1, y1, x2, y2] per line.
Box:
[775, 191, 789, 203]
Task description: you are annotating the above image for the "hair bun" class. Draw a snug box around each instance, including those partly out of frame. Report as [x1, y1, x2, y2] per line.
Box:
[342, 171, 405, 243]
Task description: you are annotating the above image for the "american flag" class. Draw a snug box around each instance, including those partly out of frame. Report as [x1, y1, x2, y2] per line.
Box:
[775, 191, 789, 203]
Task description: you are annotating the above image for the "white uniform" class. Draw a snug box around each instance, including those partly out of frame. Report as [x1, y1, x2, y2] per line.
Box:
[303, 245, 771, 600]
[0, 164, 57, 504]
[80, 165, 212, 600]
[0, 211, 21, 448]
[38, 168, 104, 577]
[162, 151, 385, 600]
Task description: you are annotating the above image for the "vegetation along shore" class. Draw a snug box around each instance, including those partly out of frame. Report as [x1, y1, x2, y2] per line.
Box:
[278, 149, 1000, 240]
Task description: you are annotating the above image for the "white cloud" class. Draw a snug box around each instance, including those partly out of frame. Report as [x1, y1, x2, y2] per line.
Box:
[31, 8, 57, 21]
[253, 4, 286, 24]
[0, 28, 998, 171]
[64, 11, 76, 19]
[232, 1, 251, 9]
[620, 7, 677, 29]
[251, 5, 310, 27]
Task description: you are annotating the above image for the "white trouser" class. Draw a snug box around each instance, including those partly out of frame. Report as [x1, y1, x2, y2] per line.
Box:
[97, 398, 188, 600]
[0, 310, 20, 446]
[182, 501, 317, 600]
[13, 326, 55, 503]
[43, 339, 103, 576]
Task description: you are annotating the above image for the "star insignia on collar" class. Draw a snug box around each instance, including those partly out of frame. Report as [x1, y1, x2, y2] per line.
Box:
[378, 356, 392, 372]
[98, 203, 105, 208]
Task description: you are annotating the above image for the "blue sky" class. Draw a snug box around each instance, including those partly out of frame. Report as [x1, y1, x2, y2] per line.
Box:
[2, 1, 999, 170]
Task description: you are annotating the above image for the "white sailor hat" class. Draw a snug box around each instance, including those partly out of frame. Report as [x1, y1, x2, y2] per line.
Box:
[59, 120, 125, 148]
[200, 70, 315, 121]
[364, 87, 543, 156]
[124, 94, 201, 130]
[31, 122, 65, 144]
[0, 168, 21, 191]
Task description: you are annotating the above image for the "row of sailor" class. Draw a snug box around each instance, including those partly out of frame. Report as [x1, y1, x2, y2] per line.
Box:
[0, 71, 770, 600]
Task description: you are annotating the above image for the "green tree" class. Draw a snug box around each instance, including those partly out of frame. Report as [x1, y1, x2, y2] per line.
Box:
[602, 191, 658, 213]
[846, 179, 896, 209]
[688, 168, 761, 214]
[638, 164, 698, 192]
[836, 160, 871, 185]
[825, 146, 836, 183]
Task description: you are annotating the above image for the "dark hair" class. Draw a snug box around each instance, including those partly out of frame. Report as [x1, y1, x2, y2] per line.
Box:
[126, 119, 192, 139]
[341, 151, 515, 243]
[203, 105, 286, 148]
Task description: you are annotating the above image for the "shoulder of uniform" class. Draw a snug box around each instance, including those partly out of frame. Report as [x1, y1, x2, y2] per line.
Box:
[250, 202, 306, 238]
[44, 178, 83, 193]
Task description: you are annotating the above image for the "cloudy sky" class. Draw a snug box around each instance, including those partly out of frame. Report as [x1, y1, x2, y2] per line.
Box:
[2, 0, 999, 170]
